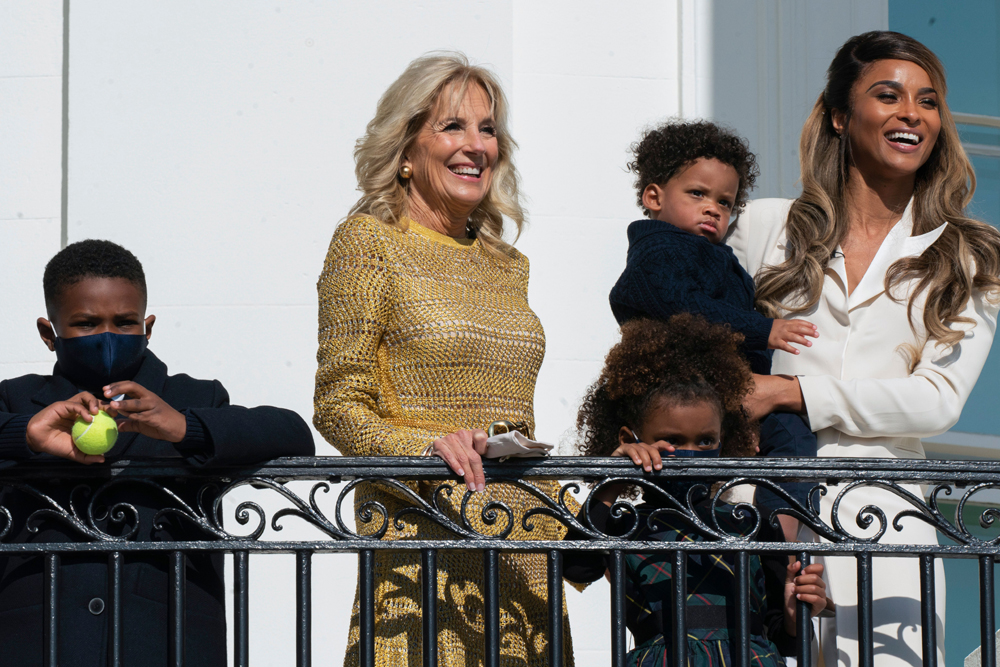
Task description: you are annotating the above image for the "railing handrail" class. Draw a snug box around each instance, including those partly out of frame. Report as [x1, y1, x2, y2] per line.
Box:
[5, 454, 1000, 483]
[3, 455, 999, 557]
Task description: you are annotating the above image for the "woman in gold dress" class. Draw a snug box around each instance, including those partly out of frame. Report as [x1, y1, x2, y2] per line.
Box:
[314, 52, 574, 666]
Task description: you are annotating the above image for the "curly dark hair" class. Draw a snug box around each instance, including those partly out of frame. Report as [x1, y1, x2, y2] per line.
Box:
[43, 240, 147, 315]
[576, 314, 757, 459]
[629, 120, 759, 217]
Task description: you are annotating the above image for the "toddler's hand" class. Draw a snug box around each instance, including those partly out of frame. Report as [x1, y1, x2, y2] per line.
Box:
[783, 561, 829, 634]
[611, 441, 675, 472]
[768, 319, 818, 354]
[104, 381, 188, 443]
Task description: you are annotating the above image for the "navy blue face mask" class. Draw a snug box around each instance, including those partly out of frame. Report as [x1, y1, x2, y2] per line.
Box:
[53, 330, 148, 390]
[625, 429, 721, 458]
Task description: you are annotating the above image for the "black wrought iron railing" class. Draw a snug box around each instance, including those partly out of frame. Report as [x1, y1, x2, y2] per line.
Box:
[2, 456, 1000, 667]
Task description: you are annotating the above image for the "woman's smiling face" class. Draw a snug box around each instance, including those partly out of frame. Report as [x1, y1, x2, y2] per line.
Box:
[834, 58, 942, 183]
[404, 83, 499, 225]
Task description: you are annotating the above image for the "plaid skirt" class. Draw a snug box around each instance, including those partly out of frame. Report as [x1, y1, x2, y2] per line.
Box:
[621, 504, 788, 667]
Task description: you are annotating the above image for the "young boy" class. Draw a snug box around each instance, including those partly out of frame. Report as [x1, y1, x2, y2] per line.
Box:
[0, 240, 314, 666]
[609, 120, 818, 539]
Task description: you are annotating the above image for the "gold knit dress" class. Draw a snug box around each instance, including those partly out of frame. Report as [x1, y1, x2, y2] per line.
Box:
[314, 216, 575, 667]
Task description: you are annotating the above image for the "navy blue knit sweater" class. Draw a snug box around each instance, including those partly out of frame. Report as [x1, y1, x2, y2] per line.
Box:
[609, 219, 774, 374]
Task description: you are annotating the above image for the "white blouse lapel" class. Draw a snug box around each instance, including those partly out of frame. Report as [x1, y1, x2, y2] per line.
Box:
[847, 200, 948, 310]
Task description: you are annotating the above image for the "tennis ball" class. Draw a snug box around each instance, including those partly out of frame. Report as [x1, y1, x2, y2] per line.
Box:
[71, 410, 118, 455]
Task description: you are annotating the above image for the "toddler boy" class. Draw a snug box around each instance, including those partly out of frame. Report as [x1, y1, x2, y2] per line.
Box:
[609, 120, 818, 539]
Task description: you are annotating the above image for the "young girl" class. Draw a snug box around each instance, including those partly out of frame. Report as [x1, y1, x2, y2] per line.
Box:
[564, 315, 829, 667]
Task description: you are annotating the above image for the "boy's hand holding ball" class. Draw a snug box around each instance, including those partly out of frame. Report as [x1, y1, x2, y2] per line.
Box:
[26, 391, 107, 464]
[24, 383, 187, 465]
[104, 381, 187, 443]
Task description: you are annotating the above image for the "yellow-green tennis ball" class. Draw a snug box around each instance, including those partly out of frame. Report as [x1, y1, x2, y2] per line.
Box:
[71, 410, 118, 455]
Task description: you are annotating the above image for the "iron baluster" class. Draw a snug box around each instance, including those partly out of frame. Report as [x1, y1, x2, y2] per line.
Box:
[168, 551, 186, 667]
[234, 550, 250, 667]
[296, 550, 312, 667]
[484, 549, 500, 667]
[920, 554, 937, 667]
[421, 549, 438, 667]
[982, 555, 996, 667]
[857, 553, 874, 667]
[43, 553, 59, 667]
[548, 550, 564, 667]
[610, 550, 627, 667]
[109, 551, 123, 667]
[672, 550, 687, 667]
[359, 549, 375, 667]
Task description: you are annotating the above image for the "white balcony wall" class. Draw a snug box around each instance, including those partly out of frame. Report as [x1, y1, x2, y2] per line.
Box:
[0, 0, 64, 379]
[1, 1, 886, 664]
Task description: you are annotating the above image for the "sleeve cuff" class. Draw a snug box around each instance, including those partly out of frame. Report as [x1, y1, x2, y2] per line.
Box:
[0, 414, 35, 459]
[796, 375, 831, 432]
[744, 317, 774, 351]
[175, 410, 211, 458]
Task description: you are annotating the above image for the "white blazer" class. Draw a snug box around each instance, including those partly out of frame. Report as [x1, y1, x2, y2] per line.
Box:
[730, 198, 997, 460]
[728, 198, 999, 667]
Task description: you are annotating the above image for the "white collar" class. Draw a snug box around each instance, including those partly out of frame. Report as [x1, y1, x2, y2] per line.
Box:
[829, 198, 948, 309]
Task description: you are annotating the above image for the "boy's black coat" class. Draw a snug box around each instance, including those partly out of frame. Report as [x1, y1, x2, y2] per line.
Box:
[609, 219, 774, 375]
[0, 350, 315, 666]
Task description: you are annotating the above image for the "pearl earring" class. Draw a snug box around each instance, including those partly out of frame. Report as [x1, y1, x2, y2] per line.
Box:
[400, 165, 412, 179]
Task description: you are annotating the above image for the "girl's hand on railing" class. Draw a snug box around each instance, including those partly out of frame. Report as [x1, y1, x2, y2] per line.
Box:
[590, 441, 679, 505]
[610, 441, 676, 473]
[783, 560, 828, 634]
[430, 429, 489, 493]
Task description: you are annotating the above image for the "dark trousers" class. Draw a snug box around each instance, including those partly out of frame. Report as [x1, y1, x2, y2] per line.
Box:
[756, 412, 819, 520]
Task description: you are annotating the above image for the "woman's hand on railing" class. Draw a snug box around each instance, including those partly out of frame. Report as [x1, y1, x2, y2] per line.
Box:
[782, 560, 828, 635]
[430, 429, 489, 493]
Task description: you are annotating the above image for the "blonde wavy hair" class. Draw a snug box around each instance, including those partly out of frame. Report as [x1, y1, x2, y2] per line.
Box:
[755, 31, 1000, 359]
[348, 52, 525, 257]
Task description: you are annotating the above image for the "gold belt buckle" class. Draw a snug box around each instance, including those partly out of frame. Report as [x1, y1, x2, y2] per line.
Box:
[487, 420, 532, 440]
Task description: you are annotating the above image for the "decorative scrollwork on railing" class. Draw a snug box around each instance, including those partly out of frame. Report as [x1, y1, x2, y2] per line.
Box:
[957, 484, 1000, 546]
[16, 482, 136, 542]
[2, 458, 1000, 550]
[221, 477, 336, 541]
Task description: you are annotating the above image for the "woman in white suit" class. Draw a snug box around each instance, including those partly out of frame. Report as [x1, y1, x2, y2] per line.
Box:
[728, 31, 1000, 667]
